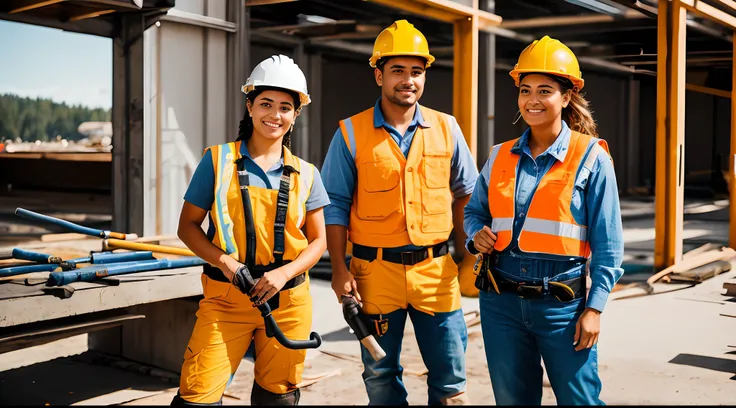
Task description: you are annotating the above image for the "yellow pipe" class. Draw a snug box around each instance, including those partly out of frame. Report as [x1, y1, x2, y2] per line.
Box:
[104, 239, 196, 257]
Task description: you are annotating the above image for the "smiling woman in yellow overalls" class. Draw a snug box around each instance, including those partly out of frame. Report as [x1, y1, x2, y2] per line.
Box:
[464, 36, 624, 405]
[170, 55, 329, 406]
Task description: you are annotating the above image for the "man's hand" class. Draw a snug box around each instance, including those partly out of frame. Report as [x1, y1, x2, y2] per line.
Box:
[332, 263, 360, 303]
[250, 268, 290, 306]
[574, 308, 601, 351]
[473, 226, 497, 254]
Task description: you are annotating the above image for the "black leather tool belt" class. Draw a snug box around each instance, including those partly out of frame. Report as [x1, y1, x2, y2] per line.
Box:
[475, 254, 585, 302]
[352, 241, 449, 266]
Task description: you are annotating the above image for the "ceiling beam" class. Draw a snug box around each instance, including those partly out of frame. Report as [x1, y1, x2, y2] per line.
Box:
[500, 9, 647, 29]
[245, 0, 298, 6]
[9, 0, 64, 14]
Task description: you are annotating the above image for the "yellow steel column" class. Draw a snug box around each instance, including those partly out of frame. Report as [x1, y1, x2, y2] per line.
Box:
[655, 0, 687, 269]
[730, 32, 736, 247]
[668, 0, 686, 266]
[453, 15, 479, 160]
[654, 0, 669, 269]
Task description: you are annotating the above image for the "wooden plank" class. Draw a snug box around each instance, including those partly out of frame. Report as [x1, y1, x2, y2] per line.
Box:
[680, 0, 736, 29]
[0, 267, 203, 327]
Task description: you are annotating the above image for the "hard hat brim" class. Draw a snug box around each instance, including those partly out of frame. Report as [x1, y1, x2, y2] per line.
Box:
[241, 84, 311, 107]
[369, 52, 435, 68]
[509, 68, 584, 91]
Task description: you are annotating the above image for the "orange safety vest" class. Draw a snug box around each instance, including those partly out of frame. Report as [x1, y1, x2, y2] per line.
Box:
[488, 131, 610, 258]
[208, 141, 316, 265]
[339, 105, 454, 248]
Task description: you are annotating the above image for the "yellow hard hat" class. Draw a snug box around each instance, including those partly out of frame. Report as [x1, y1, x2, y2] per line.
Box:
[369, 20, 435, 68]
[509, 35, 584, 91]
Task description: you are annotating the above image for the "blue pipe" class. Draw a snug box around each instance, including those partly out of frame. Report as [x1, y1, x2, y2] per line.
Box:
[11, 248, 62, 264]
[47, 257, 206, 286]
[92, 251, 154, 264]
[15, 207, 105, 237]
[60, 251, 156, 270]
[0, 263, 58, 278]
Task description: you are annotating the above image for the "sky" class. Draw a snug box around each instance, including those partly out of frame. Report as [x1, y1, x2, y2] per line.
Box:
[0, 20, 112, 110]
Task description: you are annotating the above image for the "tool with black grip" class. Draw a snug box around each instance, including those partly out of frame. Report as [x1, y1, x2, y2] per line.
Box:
[232, 265, 322, 350]
[341, 295, 386, 361]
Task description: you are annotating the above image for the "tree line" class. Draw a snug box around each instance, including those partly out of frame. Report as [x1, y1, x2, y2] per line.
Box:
[0, 93, 111, 143]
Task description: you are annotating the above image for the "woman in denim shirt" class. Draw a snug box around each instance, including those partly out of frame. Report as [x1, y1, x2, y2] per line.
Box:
[464, 35, 624, 405]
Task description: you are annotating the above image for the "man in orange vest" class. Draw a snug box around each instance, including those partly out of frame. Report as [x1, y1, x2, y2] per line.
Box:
[321, 20, 479, 405]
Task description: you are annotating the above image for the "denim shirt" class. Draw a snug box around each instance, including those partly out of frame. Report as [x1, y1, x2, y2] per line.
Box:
[463, 121, 624, 312]
[321, 97, 478, 251]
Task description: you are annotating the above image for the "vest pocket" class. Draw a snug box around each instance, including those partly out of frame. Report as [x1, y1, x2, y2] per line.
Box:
[422, 156, 450, 189]
[356, 159, 401, 220]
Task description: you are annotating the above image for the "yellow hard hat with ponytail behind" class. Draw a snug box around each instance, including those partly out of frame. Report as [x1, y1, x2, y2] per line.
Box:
[509, 35, 584, 91]
[369, 20, 435, 68]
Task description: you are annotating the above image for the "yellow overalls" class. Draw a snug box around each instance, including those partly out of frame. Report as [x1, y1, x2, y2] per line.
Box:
[178, 142, 317, 403]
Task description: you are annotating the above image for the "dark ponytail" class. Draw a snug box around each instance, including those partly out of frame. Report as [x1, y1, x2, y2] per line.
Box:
[237, 86, 301, 149]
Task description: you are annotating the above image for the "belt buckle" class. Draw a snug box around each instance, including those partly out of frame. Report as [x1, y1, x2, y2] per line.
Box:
[401, 251, 415, 265]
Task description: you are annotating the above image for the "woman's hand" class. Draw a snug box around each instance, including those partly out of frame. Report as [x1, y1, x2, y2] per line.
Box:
[218, 255, 244, 282]
[473, 225, 497, 254]
[574, 308, 601, 351]
[250, 268, 290, 306]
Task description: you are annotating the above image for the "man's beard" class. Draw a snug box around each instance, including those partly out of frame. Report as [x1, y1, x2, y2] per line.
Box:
[386, 88, 417, 107]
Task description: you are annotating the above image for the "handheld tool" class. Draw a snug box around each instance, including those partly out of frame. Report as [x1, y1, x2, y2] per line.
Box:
[233, 265, 322, 350]
[341, 295, 387, 361]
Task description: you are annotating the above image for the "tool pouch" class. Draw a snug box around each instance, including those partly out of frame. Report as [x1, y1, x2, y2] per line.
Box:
[473, 254, 500, 294]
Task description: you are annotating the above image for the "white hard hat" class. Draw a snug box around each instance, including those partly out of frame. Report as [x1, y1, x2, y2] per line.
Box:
[241, 54, 311, 107]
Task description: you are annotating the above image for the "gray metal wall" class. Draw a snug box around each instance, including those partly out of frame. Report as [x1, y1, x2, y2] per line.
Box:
[143, 0, 231, 236]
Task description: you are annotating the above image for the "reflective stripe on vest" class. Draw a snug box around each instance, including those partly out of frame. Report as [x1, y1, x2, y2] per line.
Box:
[339, 105, 454, 247]
[487, 132, 611, 258]
[209, 142, 312, 265]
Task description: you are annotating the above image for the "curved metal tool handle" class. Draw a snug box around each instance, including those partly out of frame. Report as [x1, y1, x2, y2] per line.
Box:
[263, 314, 322, 349]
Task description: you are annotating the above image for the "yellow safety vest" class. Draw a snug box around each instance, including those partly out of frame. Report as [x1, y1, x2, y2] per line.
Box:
[208, 141, 316, 265]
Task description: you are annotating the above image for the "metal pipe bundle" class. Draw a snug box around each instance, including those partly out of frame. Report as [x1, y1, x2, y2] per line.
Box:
[47, 256, 206, 286]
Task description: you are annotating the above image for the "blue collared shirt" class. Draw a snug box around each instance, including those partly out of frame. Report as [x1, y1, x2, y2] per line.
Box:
[184, 141, 330, 241]
[463, 121, 624, 312]
[321, 97, 479, 250]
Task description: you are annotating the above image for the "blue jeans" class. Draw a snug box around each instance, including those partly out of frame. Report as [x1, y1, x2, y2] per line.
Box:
[479, 290, 603, 406]
[360, 306, 468, 405]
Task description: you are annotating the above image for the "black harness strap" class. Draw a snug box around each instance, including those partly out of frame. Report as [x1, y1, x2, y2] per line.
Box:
[273, 166, 295, 262]
[236, 158, 257, 269]
[236, 155, 296, 268]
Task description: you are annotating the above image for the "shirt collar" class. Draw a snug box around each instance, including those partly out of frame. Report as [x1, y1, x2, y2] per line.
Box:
[511, 120, 572, 163]
[238, 140, 288, 172]
[372, 97, 431, 129]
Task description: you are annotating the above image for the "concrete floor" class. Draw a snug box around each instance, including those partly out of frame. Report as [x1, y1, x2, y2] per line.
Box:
[1, 198, 735, 405]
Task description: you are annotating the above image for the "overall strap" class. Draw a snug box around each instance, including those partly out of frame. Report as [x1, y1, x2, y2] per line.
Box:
[236, 158, 257, 268]
[273, 165, 295, 262]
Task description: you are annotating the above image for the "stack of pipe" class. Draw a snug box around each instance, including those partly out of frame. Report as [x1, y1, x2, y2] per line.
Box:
[0, 208, 205, 285]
